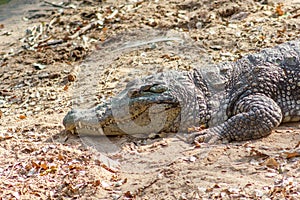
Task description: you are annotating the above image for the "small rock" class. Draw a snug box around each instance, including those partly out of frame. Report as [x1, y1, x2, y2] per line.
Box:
[210, 45, 222, 50]
[265, 172, 277, 178]
[38, 72, 49, 79]
[228, 23, 238, 29]
[33, 63, 46, 70]
[29, 101, 36, 106]
[189, 156, 197, 162]
[230, 12, 249, 21]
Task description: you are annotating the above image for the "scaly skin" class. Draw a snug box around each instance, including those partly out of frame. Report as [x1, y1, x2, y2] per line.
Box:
[63, 39, 300, 143]
[63, 70, 207, 136]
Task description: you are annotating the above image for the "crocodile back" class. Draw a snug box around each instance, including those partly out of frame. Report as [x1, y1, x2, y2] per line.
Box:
[225, 40, 300, 122]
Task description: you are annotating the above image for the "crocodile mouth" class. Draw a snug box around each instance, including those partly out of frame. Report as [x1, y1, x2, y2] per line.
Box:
[63, 87, 182, 136]
[100, 103, 179, 127]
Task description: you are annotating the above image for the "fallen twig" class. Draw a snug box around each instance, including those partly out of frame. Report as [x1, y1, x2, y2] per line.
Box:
[292, 13, 300, 18]
[68, 20, 103, 40]
[38, 39, 65, 47]
[290, 7, 300, 13]
[43, 0, 67, 9]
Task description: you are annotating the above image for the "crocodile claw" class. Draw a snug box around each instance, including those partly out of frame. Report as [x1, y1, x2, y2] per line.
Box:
[189, 128, 228, 144]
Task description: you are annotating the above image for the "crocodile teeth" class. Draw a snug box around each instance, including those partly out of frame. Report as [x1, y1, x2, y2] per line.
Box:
[77, 121, 82, 128]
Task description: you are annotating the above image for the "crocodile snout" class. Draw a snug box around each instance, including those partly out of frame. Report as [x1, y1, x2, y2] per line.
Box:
[63, 109, 77, 131]
[63, 108, 99, 131]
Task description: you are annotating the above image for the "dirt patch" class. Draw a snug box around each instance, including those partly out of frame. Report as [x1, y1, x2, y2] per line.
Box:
[0, 0, 300, 199]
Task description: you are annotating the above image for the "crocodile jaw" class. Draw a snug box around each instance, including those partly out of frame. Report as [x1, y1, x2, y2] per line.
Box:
[63, 104, 123, 136]
[63, 88, 181, 136]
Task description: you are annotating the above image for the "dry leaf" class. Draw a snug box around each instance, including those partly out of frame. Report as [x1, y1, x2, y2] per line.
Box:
[40, 161, 48, 170]
[19, 115, 26, 119]
[102, 27, 108, 32]
[262, 157, 279, 169]
[250, 148, 269, 157]
[275, 3, 284, 16]
[124, 191, 135, 198]
[101, 163, 118, 173]
[92, 180, 101, 187]
[67, 74, 77, 82]
[31, 161, 39, 168]
[0, 134, 13, 140]
[63, 84, 69, 91]
[283, 151, 300, 159]
[58, 154, 64, 161]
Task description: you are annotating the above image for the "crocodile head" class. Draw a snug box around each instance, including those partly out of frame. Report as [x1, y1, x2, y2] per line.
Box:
[63, 70, 208, 137]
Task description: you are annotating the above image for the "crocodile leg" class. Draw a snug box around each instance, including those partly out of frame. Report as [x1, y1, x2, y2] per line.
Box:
[191, 94, 283, 143]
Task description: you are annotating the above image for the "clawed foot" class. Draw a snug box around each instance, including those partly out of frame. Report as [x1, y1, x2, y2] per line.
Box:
[188, 128, 228, 144]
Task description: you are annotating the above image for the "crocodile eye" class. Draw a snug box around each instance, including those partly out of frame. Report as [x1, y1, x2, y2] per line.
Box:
[149, 84, 168, 93]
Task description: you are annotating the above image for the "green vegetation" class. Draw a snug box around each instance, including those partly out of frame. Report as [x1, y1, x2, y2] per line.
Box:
[0, 0, 10, 6]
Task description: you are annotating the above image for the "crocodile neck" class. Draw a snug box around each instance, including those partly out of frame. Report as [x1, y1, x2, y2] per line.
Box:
[195, 62, 233, 127]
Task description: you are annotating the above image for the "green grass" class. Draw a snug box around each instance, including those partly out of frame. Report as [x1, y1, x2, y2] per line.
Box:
[0, 0, 10, 6]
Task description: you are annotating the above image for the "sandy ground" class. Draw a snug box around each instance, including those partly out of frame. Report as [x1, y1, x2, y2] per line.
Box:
[0, 0, 300, 199]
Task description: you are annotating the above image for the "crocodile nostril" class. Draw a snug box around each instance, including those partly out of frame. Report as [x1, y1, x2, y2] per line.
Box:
[63, 110, 76, 126]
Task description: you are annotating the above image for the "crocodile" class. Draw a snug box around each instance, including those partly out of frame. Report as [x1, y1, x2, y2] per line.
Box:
[63, 39, 300, 143]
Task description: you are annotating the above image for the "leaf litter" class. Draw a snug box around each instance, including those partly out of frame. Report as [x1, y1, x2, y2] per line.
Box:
[0, 0, 299, 199]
